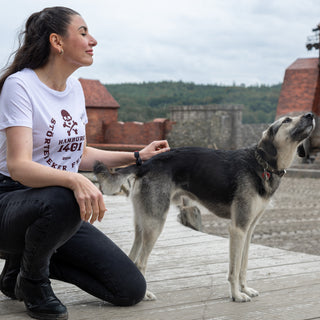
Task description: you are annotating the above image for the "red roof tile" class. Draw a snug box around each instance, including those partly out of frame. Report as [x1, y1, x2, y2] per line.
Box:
[276, 57, 320, 117]
[287, 58, 319, 70]
[79, 78, 120, 108]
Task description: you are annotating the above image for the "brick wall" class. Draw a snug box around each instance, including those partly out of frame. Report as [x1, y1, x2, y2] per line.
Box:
[80, 78, 120, 145]
[276, 58, 320, 151]
[277, 58, 320, 117]
[86, 107, 118, 144]
[103, 119, 173, 145]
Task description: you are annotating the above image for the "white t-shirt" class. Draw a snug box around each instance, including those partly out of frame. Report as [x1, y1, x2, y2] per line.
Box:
[0, 68, 88, 176]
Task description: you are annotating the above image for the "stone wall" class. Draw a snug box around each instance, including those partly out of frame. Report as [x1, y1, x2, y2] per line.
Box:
[167, 104, 243, 149]
[240, 123, 269, 148]
[168, 105, 271, 230]
[167, 104, 270, 150]
[89, 103, 270, 152]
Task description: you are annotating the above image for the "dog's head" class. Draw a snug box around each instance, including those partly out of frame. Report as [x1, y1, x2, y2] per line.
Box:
[257, 112, 315, 170]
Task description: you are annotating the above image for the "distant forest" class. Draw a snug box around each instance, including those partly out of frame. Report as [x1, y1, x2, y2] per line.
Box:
[106, 81, 282, 124]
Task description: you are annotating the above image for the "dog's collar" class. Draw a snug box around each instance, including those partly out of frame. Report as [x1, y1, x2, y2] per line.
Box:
[255, 148, 286, 180]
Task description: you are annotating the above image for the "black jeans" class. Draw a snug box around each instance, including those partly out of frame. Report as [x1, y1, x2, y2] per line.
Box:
[0, 175, 146, 306]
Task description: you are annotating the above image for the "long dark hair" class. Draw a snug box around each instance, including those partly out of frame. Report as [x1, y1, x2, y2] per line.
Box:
[0, 6, 79, 92]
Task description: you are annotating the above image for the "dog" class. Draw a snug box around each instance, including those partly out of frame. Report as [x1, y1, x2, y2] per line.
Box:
[94, 112, 315, 302]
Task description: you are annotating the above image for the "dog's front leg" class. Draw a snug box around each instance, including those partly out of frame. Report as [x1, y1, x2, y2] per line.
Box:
[239, 228, 259, 298]
[239, 203, 267, 298]
[228, 224, 252, 302]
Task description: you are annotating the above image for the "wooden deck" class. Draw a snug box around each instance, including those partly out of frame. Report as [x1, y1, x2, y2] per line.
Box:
[1, 194, 320, 320]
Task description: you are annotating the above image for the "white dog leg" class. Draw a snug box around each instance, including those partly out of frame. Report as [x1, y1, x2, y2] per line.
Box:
[228, 225, 251, 302]
[135, 217, 167, 301]
[239, 205, 267, 298]
[128, 222, 143, 263]
[239, 233, 259, 298]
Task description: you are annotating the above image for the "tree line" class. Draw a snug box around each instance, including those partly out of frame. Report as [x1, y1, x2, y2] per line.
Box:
[106, 81, 282, 124]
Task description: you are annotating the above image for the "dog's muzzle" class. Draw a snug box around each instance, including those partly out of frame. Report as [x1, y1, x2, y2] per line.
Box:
[291, 112, 315, 141]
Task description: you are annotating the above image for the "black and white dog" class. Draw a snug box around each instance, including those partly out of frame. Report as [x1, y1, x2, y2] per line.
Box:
[94, 113, 315, 302]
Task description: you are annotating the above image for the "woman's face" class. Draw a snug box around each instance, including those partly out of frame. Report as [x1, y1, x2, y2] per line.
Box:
[61, 14, 98, 69]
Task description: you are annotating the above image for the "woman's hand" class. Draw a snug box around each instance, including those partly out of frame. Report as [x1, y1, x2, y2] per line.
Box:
[70, 173, 106, 224]
[139, 140, 170, 161]
[6, 127, 106, 224]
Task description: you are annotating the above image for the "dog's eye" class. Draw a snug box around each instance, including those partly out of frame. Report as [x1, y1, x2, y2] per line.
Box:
[282, 117, 292, 124]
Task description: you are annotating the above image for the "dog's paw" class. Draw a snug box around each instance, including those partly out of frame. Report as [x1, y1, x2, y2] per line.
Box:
[143, 290, 157, 301]
[241, 286, 259, 298]
[232, 292, 252, 303]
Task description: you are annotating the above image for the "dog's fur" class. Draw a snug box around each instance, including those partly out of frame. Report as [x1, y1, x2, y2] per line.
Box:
[94, 113, 315, 302]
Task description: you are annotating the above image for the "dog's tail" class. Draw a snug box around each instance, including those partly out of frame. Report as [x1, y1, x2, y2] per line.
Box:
[93, 161, 137, 195]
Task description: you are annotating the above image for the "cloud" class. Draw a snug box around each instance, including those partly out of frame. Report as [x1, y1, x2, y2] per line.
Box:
[1, 0, 320, 85]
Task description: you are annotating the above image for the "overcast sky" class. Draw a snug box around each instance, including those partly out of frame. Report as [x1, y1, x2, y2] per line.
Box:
[1, 0, 320, 86]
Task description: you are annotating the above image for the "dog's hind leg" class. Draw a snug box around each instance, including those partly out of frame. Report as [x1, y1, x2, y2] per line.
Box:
[136, 216, 167, 301]
[128, 181, 171, 301]
[128, 223, 143, 264]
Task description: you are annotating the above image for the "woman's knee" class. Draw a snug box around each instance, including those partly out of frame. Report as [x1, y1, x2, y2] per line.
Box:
[112, 270, 147, 306]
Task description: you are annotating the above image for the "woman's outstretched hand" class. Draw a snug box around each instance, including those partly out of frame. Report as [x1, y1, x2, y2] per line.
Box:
[139, 140, 170, 161]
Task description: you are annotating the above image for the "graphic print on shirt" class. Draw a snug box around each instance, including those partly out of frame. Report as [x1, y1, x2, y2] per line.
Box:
[61, 109, 78, 136]
[43, 109, 85, 171]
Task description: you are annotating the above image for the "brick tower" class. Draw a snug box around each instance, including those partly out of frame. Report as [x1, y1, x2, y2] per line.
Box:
[276, 24, 320, 153]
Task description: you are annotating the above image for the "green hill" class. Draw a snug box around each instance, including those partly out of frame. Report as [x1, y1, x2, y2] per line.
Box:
[106, 81, 282, 124]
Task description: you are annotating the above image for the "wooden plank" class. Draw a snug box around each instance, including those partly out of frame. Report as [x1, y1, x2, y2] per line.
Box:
[53, 283, 320, 320]
[2, 271, 320, 319]
[1, 194, 320, 320]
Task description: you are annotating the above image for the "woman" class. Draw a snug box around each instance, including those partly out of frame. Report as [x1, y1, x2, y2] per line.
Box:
[0, 6, 169, 320]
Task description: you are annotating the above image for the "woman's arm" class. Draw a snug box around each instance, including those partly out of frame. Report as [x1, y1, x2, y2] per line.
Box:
[79, 140, 170, 171]
[6, 126, 106, 224]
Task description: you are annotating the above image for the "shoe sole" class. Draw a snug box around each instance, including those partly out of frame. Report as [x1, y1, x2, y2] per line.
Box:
[27, 310, 68, 320]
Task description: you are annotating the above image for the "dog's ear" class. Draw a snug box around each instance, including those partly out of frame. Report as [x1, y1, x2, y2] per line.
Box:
[297, 144, 306, 157]
[266, 121, 281, 138]
[259, 139, 277, 158]
[258, 121, 280, 159]
[257, 135, 278, 169]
